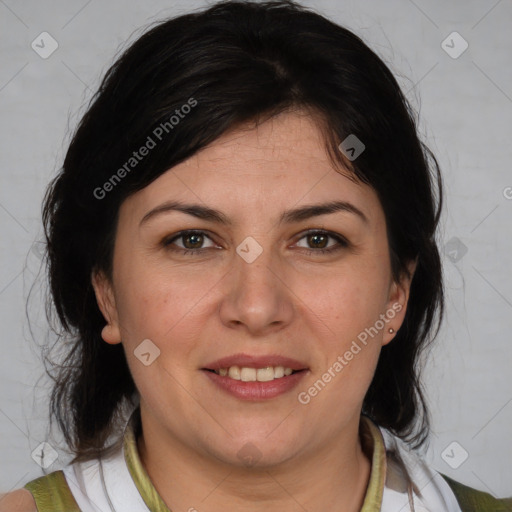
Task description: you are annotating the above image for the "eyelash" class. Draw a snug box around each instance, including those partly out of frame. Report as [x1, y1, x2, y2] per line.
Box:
[161, 229, 349, 257]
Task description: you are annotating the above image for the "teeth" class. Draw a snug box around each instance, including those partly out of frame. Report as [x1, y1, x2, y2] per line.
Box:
[215, 366, 297, 381]
[256, 367, 274, 382]
[241, 367, 257, 381]
[228, 366, 241, 380]
[274, 366, 284, 378]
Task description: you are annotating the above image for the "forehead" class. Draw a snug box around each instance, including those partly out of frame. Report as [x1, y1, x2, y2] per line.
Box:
[119, 111, 383, 227]
[183, 111, 352, 177]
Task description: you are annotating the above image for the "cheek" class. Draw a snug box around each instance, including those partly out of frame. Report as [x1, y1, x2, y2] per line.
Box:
[303, 266, 390, 334]
[299, 264, 390, 397]
[306, 280, 384, 406]
[114, 266, 209, 406]
[113, 257, 211, 349]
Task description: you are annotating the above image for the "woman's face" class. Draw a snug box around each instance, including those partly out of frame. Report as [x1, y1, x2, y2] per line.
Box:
[93, 111, 412, 468]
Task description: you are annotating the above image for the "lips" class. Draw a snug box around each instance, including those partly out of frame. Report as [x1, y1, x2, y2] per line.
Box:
[201, 353, 309, 400]
[202, 366, 308, 400]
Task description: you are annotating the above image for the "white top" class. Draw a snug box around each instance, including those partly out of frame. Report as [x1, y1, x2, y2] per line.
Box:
[61, 417, 463, 512]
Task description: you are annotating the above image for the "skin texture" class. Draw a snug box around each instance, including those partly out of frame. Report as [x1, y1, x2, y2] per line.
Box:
[0, 489, 37, 512]
[92, 110, 414, 512]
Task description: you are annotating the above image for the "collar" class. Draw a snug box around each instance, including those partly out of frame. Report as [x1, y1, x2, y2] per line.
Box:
[122, 408, 387, 512]
[360, 414, 387, 511]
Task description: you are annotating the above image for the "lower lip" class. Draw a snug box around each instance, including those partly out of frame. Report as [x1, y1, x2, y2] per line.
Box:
[202, 369, 308, 400]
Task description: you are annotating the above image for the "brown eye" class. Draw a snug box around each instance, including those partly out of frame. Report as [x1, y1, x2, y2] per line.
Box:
[162, 230, 217, 255]
[307, 232, 329, 249]
[295, 230, 349, 255]
[181, 232, 205, 249]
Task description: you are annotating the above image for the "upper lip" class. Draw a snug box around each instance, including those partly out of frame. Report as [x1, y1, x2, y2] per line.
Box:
[203, 353, 309, 371]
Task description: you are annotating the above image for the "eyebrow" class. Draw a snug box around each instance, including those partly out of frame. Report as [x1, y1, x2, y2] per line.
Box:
[139, 199, 368, 227]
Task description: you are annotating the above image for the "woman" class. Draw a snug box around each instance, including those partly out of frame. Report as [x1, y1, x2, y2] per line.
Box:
[2, 1, 510, 510]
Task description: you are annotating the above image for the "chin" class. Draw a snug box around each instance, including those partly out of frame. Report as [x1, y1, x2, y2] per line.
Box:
[202, 429, 303, 469]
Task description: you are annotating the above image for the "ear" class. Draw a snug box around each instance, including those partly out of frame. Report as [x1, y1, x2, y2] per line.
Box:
[91, 269, 122, 345]
[382, 258, 417, 346]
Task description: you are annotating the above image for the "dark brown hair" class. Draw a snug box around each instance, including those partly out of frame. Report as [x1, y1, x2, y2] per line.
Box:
[41, 0, 443, 463]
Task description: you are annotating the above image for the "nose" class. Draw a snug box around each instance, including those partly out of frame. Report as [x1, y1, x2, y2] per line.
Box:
[218, 240, 295, 337]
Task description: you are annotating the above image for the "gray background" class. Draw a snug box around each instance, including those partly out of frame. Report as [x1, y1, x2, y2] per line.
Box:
[1, 0, 511, 499]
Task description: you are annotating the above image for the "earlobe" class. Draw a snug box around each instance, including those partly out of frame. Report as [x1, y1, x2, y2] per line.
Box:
[91, 270, 122, 345]
[101, 323, 122, 345]
[383, 260, 417, 346]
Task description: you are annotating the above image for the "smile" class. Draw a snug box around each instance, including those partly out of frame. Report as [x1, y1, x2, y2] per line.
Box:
[209, 365, 299, 381]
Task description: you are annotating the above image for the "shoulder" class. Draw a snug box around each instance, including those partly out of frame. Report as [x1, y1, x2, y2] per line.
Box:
[0, 489, 38, 512]
[22, 469, 82, 512]
[440, 473, 512, 512]
[375, 424, 512, 511]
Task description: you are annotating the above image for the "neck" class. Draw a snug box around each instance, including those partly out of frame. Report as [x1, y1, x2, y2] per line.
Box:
[136, 406, 372, 512]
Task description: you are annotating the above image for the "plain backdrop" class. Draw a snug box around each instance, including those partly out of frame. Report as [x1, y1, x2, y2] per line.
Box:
[0, 0, 511, 499]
